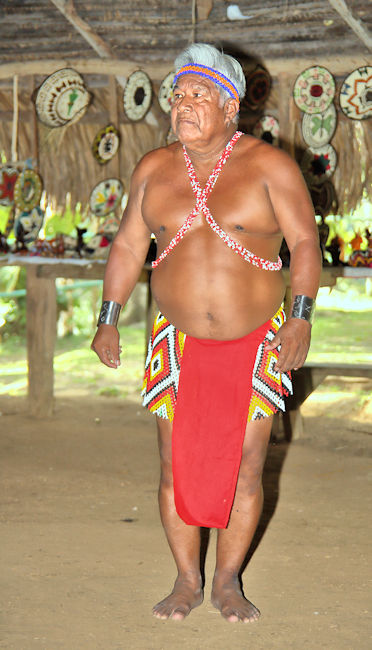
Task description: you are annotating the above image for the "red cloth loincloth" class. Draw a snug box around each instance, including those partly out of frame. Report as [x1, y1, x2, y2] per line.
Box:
[172, 318, 275, 529]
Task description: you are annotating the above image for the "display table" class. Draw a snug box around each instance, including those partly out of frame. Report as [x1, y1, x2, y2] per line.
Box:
[0, 255, 371, 418]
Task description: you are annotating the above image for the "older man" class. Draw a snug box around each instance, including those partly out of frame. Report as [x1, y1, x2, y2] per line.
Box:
[91, 43, 321, 623]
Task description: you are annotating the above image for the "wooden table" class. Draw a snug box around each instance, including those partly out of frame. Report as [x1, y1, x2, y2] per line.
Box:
[0, 256, 370, 418]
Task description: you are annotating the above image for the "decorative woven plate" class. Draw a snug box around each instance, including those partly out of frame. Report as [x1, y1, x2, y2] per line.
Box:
[35, 68, 91, 128]
[339, 66, 372, 120]
[252, 115, 279, 146]
[123, 71, 152, 121]
[92, 125, 120, 165]
[89, 179, 124, 217]
[309, 180, 338, 216]
[302, 104, 337, 147]
[293, 66, 335, 114]
[158, 72, 174, 114]
[0, 166, 18, 205]
[300, 144, 337, 185]
[244, 67, 271, 110]
[14, 169, 43, 211]
[14, 206, 44, 244]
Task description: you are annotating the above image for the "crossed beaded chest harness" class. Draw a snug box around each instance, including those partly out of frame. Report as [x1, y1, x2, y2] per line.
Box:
[151, 130, 282, 272]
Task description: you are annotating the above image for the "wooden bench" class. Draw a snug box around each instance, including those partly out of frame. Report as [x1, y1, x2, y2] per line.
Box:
[273, 362, 372, 442]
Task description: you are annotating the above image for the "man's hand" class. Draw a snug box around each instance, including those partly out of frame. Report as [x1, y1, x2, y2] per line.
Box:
[265, 318, 311, 373]
[91, 324, 122, 369]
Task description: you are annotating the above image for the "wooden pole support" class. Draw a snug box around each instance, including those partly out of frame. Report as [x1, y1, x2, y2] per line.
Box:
[26, 267, 57, 417]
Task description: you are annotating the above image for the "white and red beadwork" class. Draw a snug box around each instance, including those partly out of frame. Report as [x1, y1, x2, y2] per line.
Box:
[152, 131, 282, 271]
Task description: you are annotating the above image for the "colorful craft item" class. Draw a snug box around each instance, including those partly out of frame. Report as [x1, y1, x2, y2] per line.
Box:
[339, 66, 372, 120]
[301, 103, 337, 148]
[350, 232, 363, 251]
[158, 72, 174, 114]
[32, 236, 65, 258]
[293, 66, 335, 114]
[0, 166, 18, 205]
[348, 250, 372, 267]
[173, 64, 240, 102]
[252, 115, 279, 146]
[35, 68, 92, 128]
[14, 169, 43, 211]
[92, 124, 120, 165]
[89, 179, 124, 217]
[123, 71, 152, 121]
[14, 206, 44, 244]
[301, 144, 337, 186]
[244, 66, 271, 110]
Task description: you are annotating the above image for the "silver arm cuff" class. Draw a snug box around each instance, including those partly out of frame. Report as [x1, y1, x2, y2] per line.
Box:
[290, 295, 315, 324]
[97, 300, 121, 327]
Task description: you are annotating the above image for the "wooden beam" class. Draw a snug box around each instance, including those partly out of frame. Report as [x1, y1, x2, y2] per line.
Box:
[328, 0, 372, 51]
[50, 0, 114, 58]
[0, 53, 368, 82]
[197, 0, 214, 21]
[26, 268, 57, 417]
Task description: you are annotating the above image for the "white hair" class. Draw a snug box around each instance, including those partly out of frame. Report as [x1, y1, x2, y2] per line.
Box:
[174, 43, 246, 102]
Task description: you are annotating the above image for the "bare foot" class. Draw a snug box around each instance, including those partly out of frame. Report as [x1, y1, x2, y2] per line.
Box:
[211, 573, 260, 623]
[152, 575, 203, 621]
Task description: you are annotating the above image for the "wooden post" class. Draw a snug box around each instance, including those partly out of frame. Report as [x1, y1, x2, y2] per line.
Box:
[26, 267, 57, 417]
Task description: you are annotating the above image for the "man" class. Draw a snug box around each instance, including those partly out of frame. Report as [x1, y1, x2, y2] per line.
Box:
[91, 43, 321, 623]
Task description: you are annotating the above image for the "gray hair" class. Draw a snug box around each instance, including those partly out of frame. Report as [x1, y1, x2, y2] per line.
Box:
[174, 43, 246, 108]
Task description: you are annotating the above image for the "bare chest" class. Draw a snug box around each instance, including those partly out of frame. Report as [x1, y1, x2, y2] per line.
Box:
[142, 162, 279, 240]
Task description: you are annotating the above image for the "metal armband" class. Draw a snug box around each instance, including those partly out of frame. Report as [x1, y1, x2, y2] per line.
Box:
[97, 300, 121, 327]
[290, 295, 315, 324]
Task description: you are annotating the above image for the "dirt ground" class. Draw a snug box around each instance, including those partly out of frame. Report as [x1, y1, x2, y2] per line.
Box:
[1, 386, 371, 650]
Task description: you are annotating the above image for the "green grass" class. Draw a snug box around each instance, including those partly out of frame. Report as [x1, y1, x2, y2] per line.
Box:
[0, 323, 146, 398]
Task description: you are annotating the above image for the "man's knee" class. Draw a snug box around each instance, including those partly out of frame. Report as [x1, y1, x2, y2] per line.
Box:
[157, 417, 173, 487]
[238, 418, 272, 493]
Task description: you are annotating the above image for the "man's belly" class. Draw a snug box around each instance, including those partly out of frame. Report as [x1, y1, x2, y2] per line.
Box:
[151, 255, 286, 340]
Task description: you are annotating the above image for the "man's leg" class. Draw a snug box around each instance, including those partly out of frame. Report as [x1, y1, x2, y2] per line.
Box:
[152, 415, 203, 620]
[211, 415, 273, 623]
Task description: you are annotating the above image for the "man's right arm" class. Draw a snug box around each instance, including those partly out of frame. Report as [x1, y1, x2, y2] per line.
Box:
[91, 157, 153, 368]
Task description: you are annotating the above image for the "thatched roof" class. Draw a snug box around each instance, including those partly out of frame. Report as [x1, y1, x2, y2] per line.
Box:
[0, 1, 371, 215]
[0, 1, 371, 66]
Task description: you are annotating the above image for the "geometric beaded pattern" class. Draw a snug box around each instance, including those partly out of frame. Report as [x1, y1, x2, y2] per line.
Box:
[142, 308, 292, 423]
[142, 312, 186, 421]
[173, 63, 240, 102]
[248, 306, 293, 420]
[152, 130, 282, 271]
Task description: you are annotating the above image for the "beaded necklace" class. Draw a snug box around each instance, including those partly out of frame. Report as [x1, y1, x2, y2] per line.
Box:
[151, 130, 282, 271]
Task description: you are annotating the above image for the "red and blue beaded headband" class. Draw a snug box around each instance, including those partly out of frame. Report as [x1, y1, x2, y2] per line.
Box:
[173, 63, 240, 103]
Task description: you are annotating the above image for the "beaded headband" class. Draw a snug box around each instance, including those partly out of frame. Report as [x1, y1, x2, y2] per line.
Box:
[173, 63, 240, 103]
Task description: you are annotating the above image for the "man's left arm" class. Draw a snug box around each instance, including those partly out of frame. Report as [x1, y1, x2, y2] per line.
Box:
[264, 148, 322, 372]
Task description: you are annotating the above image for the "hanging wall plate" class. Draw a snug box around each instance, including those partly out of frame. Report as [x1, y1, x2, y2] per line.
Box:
[293, 66, 335, 114]
[89, 179, 124, 217]
[35, 68, 92, 128]
[339, 66, 372, 120]
[252, 115, 279, 146]
[92, 124, 120, 165]
[158, 72, 174, 114]
[123, 70, 152, 121]
[14, 169, 43, 211]
[301, 103, 337, 147]
[300, 144, 337, 185]
[244, 67, 271, 110]
[0, 166, 18, 205]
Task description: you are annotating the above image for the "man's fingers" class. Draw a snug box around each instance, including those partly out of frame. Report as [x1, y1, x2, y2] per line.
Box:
[265, 334, 281, 351]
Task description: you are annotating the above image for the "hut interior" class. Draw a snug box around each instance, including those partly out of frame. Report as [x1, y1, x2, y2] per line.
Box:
[0, 0, 371, 221]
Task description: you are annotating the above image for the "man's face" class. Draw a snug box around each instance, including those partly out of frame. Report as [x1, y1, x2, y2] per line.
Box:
[171, 73, 227, 146]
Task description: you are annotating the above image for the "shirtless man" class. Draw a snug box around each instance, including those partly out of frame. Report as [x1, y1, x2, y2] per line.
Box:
[91, 43, 321, 623]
